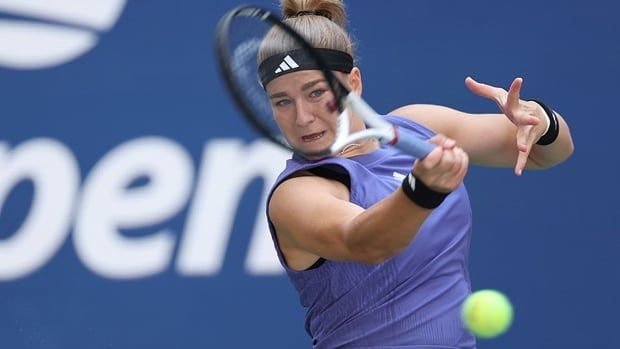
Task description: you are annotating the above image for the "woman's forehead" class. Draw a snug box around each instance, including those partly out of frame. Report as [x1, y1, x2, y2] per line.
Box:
[266, 70, 325, 92]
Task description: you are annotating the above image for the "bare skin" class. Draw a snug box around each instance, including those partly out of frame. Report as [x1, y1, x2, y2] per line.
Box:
[267, 70, 574, 270]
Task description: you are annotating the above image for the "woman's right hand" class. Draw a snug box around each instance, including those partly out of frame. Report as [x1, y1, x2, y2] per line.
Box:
[412, 134, 469, 193]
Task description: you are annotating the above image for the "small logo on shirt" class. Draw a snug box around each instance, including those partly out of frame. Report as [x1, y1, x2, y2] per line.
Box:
[392, 172, 406, 181]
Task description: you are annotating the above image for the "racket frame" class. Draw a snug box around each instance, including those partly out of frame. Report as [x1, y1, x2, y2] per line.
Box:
[215, 5, 434, 159]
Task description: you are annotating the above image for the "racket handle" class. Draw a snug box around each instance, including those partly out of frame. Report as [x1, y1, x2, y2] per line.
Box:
[392, 126, 435, 159]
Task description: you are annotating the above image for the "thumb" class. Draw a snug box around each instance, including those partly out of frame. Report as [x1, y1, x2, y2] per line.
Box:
[415, 145, 443, 171]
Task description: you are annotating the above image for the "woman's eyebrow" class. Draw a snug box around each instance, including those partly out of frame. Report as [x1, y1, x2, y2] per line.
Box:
[269, 78, 326, 99]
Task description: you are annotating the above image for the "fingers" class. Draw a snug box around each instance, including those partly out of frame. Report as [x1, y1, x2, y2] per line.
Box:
[466, 76, 528, 115]
[521, 113, 541, 126]
[414, 135, 469, 192]
[514, 139, 531, 176]
[452, 147, 469, 187]
[506, 77, 523, 109]
[423, 134, 458, 169]
[465, 76, 498, 100]
[515, 130, 530, 176]
[524, 100, 547, 126]
[514, 124, 540, 176]
[420, 143, 444, 169]
[429, 134, 456, 149]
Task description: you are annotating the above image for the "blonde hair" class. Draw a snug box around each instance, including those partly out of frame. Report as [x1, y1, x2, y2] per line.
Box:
[258, 0, 355, 64]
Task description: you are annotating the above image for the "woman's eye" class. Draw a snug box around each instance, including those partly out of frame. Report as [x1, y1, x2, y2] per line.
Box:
[310, 89, 326, 98]
[274, 99, 291, 107]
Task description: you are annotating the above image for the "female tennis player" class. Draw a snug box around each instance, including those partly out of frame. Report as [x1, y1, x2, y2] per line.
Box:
[263, 1, 574, 347]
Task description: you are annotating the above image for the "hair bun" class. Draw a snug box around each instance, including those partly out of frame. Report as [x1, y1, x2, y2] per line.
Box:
[281, 0, 346, 28]
[293, 9, 332, 20]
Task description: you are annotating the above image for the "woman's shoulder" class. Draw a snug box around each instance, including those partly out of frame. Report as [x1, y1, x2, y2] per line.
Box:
[388, 103, 468, 137]
[389, 103, 456, 116]
[389, 103, 453, 123]
[384, 105, 441, 138]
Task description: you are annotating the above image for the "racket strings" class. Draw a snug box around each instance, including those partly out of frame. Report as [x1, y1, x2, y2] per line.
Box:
[218, 8, 347, 157]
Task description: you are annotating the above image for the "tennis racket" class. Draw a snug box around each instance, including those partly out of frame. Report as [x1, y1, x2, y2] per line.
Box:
[214, 5, 435, 159]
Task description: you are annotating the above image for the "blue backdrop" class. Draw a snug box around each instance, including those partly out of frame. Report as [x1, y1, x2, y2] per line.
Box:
[0, 1, 618, 348]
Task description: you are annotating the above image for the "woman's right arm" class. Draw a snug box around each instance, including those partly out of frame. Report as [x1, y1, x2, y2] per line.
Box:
[268, 135, 468, 269]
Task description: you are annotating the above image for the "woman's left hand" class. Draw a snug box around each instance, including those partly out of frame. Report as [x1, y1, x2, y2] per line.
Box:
[465, 76, 548, 175]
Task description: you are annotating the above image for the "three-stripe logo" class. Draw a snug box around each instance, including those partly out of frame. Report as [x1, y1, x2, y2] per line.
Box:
[274, 55, 299, 74]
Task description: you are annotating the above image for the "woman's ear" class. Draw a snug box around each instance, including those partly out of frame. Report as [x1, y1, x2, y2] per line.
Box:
[348, 67, 363, 95]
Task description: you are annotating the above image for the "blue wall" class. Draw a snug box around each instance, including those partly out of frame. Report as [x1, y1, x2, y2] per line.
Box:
[0, 1, 617, 348]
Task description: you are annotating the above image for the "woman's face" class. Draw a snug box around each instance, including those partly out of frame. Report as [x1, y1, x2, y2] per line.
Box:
[265, 70, 339, 155]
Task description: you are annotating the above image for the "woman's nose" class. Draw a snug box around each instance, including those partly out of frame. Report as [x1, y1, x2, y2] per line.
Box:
[294, 101, 316, 126]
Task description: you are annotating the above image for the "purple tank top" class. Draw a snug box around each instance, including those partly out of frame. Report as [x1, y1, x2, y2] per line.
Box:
[267, 115, 476, 348]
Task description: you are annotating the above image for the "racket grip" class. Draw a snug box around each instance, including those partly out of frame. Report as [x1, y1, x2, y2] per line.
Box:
[392, 126, 435, 159]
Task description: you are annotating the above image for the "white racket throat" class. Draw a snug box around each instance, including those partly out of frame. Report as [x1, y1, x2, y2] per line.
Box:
[330, 92, 396, 153]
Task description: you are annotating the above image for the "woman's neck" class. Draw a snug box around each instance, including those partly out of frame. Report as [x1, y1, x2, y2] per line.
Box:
[337, 138, 380, 158]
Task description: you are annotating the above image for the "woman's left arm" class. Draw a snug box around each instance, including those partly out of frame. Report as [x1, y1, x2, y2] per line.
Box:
[390, 77, 574, 175]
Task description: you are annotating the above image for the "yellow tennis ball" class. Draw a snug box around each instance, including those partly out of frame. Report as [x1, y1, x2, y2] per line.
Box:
[461, 289, 513, 338]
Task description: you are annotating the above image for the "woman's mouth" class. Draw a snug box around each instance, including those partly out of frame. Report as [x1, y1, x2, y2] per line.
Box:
[302, 131, 326, 142]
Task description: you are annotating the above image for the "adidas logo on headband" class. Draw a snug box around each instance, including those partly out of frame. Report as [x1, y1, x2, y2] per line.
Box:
[274, 55, 299, 74]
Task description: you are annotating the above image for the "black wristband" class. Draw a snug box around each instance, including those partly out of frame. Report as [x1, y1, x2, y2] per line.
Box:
[530, 99, 560, 145]
[401, 173, 449, 209]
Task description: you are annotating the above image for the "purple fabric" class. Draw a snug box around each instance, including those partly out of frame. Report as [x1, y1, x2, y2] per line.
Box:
[267, 115, 476, 348]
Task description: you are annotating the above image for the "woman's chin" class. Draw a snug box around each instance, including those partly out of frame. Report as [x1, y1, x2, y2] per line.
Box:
[295, 142, 332, 157]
